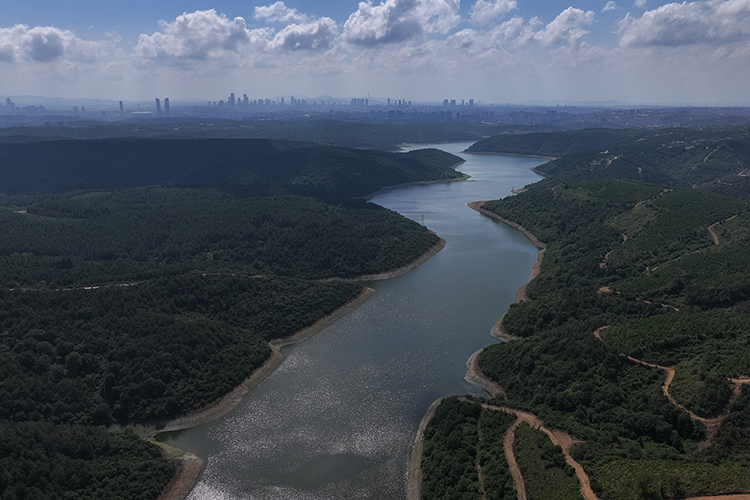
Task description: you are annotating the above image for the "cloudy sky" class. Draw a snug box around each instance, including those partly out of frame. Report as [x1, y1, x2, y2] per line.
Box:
[2, 0, 750, 105]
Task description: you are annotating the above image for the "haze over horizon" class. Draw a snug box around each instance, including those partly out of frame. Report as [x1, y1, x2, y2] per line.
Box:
[2, 0, 750, 106]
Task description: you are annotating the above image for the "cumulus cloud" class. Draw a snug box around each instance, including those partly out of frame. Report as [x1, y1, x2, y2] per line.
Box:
[635, 0, 647, 6]
[0, 24, 108, 63]
[470, 0, 518, 26]
[135, 10, 273, 63]
[603, 1, 618, 12]
[534, 7, 595, 45]
[254, 2, 310, 24]
[343, 0, 461, 46]
[619, 0, 750, 47]
[270, 18, 338, 51]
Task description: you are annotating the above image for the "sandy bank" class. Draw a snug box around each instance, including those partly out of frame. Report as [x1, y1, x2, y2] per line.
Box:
[158, 451, 203, 500]
[356, 238, 446, 281]
[465, 349, 505, 397]
[407, 398, 443, 500]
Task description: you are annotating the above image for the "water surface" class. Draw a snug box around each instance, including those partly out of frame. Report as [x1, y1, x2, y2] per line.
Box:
[159, 142, 544, 499]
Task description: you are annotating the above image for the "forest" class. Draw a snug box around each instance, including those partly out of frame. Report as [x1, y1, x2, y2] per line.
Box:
[422, 151, 750, 498]
[0, 137, 463, 197]
[0, 134, 462, 499]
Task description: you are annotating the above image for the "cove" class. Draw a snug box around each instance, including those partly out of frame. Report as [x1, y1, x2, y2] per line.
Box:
[158, 142, 545, 500]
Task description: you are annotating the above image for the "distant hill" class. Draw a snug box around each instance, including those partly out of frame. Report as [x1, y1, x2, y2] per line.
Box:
[0, 138, 464, 198]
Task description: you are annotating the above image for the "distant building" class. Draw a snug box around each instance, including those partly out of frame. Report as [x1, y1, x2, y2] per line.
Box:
[229, 93, 236, 107]
[155, 98, 162, 117]
[119, 101, 124, 117]
[164, 98, 170, 116]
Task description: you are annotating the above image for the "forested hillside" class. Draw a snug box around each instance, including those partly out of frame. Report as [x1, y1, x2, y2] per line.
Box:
[421, 175, 750, 499]
[0, 137, 463, 197]
[0, 135, 459, 499]
[1, 189, 439, 287]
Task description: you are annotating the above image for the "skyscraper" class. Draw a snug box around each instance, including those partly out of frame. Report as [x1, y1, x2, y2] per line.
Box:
[119, 101, 124, 117]
[155, 98, 162, 117]
[164, 98, 170, 116]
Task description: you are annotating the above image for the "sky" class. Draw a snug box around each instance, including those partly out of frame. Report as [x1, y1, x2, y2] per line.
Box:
[1, 0, 750, 105]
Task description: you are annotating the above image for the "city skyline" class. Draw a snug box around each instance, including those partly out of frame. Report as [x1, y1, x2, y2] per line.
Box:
[2, 0, 750, 105]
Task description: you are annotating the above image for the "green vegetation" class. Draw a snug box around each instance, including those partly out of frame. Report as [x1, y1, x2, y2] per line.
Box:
[476, 410, 517, 500]
[0, 422, 174, 500]
[0, 134, 461, 499]
[0, 189, 439, 287]
[423, 165, 750, 499]
[421, 398, 482, 500]
[0, 274, 361, 425]
[420, 398, 517, 500]
[514, 423, 581, 500]
[467, 128, 642, 157]
[0, 138, 463, 197]
[0, 119, 509, 151]
[596, 458, 750, 500]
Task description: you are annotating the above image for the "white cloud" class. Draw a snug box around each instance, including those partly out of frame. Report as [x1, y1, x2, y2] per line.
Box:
[0, 24, 109, 63]
[533, 7, 595, 45]
[603, 1, 618, 12]
[470, 0, 518, 26]
[270, 18, 338, 51]
[619, 0, 750, 47]
[135, 10, 265, 62]
[343, 0, 461, 46]
[254, 2, 310, 24]
[635, 0, 647, 6]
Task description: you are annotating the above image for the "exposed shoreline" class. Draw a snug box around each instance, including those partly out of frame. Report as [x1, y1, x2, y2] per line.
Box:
[406, 398, 443, 500]
[462, 150, 558, 162]
[356, 238, 446, 281]
[148, 287, 375, 439]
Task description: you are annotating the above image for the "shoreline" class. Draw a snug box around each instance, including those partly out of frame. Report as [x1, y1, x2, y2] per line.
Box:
[356, 238, 446, 281]
[407, 201, 546, 494]
[406, 398, 443, 500]
[148, 287, 375, 439]
[363, 172, 469, 201]
[146, 229, 447, 499]
[462, 150, 558, 161]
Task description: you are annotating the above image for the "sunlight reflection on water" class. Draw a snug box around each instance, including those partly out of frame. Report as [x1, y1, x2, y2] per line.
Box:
[165, 143, 546, 499]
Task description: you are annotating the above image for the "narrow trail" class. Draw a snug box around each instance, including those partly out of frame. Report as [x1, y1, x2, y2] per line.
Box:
[593, 327, 750, 445]
[476, 419, 489, 500]
[463, 354, 599, 500]
[707, 214, 738, 246]
[459, 397, 599, 500]
[599, 233, 627, 269]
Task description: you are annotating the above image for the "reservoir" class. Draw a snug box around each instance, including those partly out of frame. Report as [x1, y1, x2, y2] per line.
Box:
[159, 142, 545, 499]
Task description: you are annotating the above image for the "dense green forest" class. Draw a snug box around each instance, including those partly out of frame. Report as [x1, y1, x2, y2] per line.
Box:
[469, 127, 750, 198]
[0, 423, 174, 500]
[0, 134, 461, 499]
[0, 137, 463, 197]
[0, 119, 514, 150]
[0, 189, 439, 287]
[420, 398, 517, 500]
[422, 167, 750, 498]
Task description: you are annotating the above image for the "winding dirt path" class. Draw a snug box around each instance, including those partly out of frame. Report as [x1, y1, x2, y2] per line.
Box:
[593, 327, 750, 445]
[707, 214, 738, 246]
[463, 355, 599, 500]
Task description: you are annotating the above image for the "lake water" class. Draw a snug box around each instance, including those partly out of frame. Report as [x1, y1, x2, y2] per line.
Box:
[158, 142, 544, 500]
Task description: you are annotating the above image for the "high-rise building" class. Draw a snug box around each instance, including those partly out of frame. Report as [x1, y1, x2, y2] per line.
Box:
[229, 93, 236, 107]
[155, 98, 162, 117]
[164, 98, 170, 115]
[119, 101, 124, 117]
[243, 94, 249, 106]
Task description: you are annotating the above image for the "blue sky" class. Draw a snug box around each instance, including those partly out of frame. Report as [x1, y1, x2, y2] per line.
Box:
[2, 0, 750, 104]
